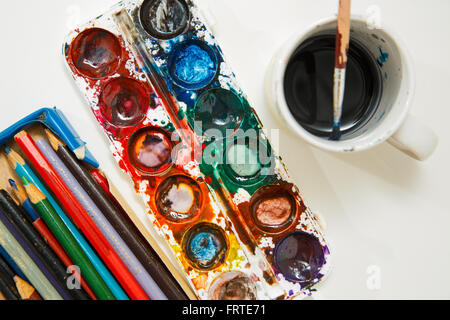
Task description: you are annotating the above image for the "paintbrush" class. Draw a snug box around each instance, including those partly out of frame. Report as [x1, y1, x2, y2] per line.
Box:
[330, 0, 352, 141]
[113, 9, 200, 165]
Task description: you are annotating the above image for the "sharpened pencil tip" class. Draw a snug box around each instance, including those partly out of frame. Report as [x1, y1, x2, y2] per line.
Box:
[22, 177, 31, 185]
[15, 131, 27, 138]
[8, 179, 18, 191]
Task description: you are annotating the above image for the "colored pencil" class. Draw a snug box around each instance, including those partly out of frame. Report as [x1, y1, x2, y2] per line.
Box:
[9, 178, 40, 221]
[45, 131, 181, 299]
[23, 181, 115, 300]
[0, 254, 21, 299]
[0, 271, 19, 300]
[0, 212, 62, 300]
[90, 170, 197, 301]
[0, 189, 88, 300]
[9, 178, 97, 300]
[14, 276, 42, 300]
[37, 137, 159, 300]
[0, 290, 6, 300]
[47, 108, 99, 168]
[89, 170, 187, 300]
[0, 245, 28, 282]
[0, 206, 70, 300]
[4, 147, 121, 300]
[15, 131, 147, 300]
[90, 170, 133, 226]
[0, 190, 83, 300]
[0, 252, 19, 284]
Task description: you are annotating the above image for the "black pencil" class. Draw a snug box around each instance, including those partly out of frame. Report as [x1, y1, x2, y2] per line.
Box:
[0, 254, 21, 300]
[0, 253, 21, 299]
[0, 252, 17, 283]
[0, 271, 19, 300]
[0, 189, 90, 300]
[46, 129, 189, 300]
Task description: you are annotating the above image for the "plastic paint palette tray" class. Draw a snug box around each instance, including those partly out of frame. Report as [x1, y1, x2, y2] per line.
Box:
[64, 0, 331, 300]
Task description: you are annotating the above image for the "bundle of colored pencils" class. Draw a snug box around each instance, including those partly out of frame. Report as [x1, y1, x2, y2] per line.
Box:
[0, 125, 190, 300]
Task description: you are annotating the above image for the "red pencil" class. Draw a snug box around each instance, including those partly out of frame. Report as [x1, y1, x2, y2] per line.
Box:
[33, 220, 98, 300]
[14, 131, 150, 300]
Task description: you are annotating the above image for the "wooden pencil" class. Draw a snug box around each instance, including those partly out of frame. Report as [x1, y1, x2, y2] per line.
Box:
[0, 212, 62, 300]
[4, 147, 119, 300]
[0, 254, 21, 299]
[0, 206, 70, 299]
[8, 179, 97, 300]
[14, 276, 42, 300]
[0, 190, 87, 300]
[90, 169, 197, 300]
[36, 137, 157, 300]
[23, 181, 116, 300]
[9, 179, 39, 220]
[14, 131, 147, 300]
[0, 271, 19, 300]
[0, 189, 89, 300]
[0, 252, 19, 284]
[45, 131, 186, 299]
[0, 245, 28, 283]
[89, 170, 188, 300]
[0, 290, 6, 300]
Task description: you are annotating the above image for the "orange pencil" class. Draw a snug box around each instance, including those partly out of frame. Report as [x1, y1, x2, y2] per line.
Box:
[14, 276, 42, 300]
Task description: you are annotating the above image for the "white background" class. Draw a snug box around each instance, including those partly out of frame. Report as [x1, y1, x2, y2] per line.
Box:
[0, 0, 449, 299]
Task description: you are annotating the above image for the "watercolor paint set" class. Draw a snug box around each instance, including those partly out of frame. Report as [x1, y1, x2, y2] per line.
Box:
[63, 0, 331, 300]
[0, 108, 191, 300]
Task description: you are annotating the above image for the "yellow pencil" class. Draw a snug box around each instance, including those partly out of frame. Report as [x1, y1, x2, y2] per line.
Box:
[14, 276, 42, 300]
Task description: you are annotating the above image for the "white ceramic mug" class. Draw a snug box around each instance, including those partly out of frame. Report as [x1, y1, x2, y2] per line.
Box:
[265, 16, 438, 161]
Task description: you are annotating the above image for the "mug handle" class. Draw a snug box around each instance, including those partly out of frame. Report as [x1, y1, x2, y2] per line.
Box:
[387, 114, 438, 161]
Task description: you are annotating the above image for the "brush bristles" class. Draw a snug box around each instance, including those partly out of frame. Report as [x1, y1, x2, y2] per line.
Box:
[330, 126, 342, 141]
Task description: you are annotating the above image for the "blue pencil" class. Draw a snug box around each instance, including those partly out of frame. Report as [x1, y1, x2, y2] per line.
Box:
[4, 146, 128, 300]
[9, 179, 40, 221]
[0, 245, 29, 282]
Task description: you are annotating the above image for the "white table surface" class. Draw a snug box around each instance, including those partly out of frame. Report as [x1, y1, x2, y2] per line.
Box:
[0, 0, 449, 300]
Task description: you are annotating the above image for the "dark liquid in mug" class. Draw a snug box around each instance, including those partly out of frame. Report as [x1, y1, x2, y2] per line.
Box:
[284, 35, 383, 137]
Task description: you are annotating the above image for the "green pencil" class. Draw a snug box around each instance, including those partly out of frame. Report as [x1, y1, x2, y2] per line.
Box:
[23, 180, 115, 300]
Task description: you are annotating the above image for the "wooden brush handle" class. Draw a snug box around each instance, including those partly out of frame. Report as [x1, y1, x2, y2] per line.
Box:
[335, 0, 352, 68]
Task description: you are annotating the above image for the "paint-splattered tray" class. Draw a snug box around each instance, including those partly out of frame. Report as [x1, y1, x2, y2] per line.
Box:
[63, 0, 331, 300]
